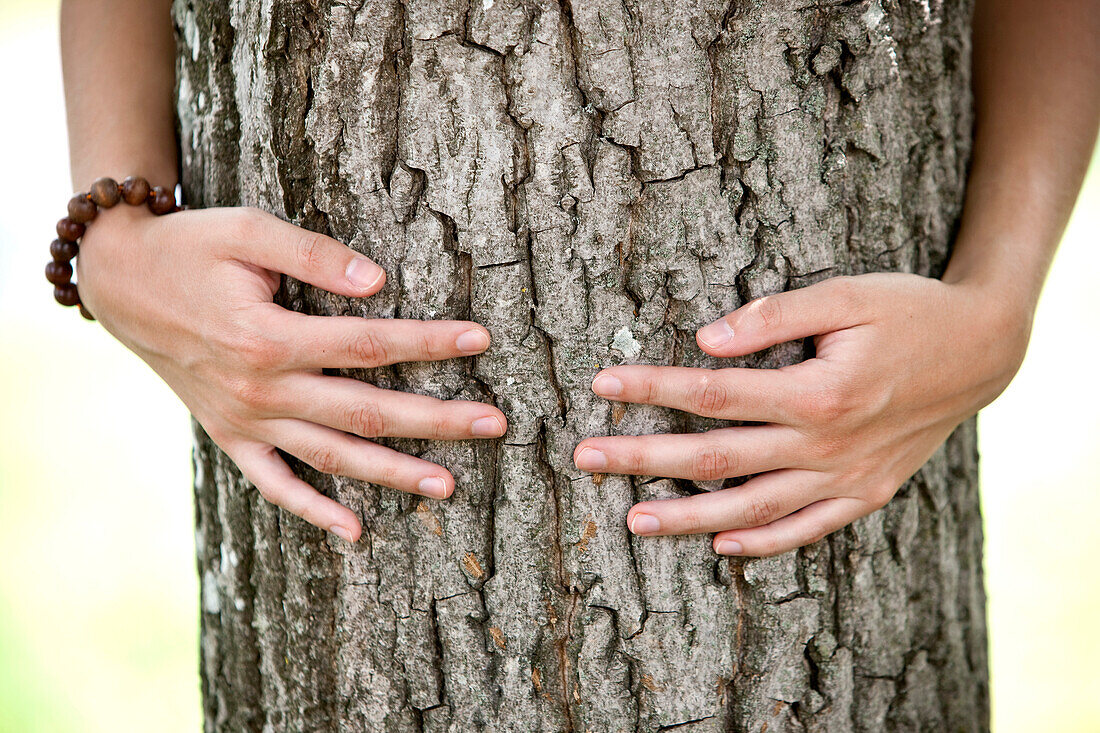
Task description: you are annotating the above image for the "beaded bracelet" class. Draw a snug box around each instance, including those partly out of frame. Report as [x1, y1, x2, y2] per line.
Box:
[46, 176, 179, 321]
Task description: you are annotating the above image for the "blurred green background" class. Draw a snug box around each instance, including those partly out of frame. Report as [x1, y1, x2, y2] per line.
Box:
[0, 2, 1097, 731]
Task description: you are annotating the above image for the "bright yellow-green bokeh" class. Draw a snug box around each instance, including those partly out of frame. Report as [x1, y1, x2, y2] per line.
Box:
[0, 4, 199, 732]
[981, 144, 1100, 730]
[0, 2, 1096, 730]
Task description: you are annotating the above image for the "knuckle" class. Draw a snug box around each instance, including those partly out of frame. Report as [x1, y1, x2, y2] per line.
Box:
[349, 330, 387, 366]
[213, 306, 278, 371]
[417, 328, 444, 360]
[679, 503, 706, 533]
[787, 388, 817, 423]
[754, 295, 783, 331]
[619, 443, 645, 472]
[828, 275, 864, 312]
[295, 231, 328, 273]
[346, 401, 387, 437]
[691, 375, 731, 416]
[227, 207, 265, 242]
[804, 384, 852, 423]
[227, 375, 274, 413]
[302, 442, 342, 476]
[428, 410, 453, 439]
[691, 442, 736, 480]
[256, 481, 309, 518]
[371, 459, 401, 489]
[741, 494, 781, 527]
[237, 333, 279, 371]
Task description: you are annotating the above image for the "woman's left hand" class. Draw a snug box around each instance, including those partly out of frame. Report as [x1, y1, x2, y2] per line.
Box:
[573, 272, 1032, 557]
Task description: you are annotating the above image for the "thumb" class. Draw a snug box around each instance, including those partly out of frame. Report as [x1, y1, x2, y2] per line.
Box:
[216, 207, 386, 297]
[696, 276, 867, 357]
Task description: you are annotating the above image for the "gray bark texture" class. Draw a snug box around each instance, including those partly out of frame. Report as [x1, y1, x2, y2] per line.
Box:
[175, 0, 988, 730]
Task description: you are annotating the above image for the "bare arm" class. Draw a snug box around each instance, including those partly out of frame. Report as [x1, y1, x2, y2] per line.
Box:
[944, 0, 1100, 307]
[61, 0, 178, 190]
[59, 0, 508, 543]
[577, 0, 1100, 556]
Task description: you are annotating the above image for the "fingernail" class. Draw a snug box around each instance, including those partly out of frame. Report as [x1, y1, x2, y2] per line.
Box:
[715, 540, 743, 555]
[346, 257, 384, 289]
[418, 477, 449, 499]
[592, 373, 623, 397]
[697, 319, 734, 349]
[629, 513, 660, 535]
[471, 416, 505, 437]
[575, 447, 607, 471]
[329, 525, 355, 542]
[456, 329, 490, 353]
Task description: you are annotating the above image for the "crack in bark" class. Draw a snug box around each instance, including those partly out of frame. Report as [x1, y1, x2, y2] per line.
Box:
[183, 0, 988, 728]
[427, 596, 450, 718]
[658, 714, 717, 731]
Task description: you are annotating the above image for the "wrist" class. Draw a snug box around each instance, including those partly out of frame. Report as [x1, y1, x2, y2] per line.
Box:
[947, 274, 1036, 333]
[49, 176, 178, 321]
[941, 232, 1046, 333]
[70, 165, 178, 197]
[941, 276, 1034, 409]
[79, 192, 159, 235]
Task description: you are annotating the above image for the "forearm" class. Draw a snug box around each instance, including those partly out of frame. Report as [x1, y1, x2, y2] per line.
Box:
[61, 0, 178, 191]
[943, 0, 1100, 314]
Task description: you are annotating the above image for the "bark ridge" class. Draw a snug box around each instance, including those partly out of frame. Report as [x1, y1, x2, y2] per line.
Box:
[176, 0, 988, 730]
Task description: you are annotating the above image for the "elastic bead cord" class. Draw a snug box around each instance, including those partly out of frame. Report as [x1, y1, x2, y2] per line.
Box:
[46, 176, 179, 321]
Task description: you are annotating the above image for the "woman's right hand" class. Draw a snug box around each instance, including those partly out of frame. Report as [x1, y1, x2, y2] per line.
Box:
[75, 204, 508, 542]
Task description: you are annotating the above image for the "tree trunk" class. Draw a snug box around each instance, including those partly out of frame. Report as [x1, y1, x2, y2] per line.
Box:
[175, 0, 988, 730]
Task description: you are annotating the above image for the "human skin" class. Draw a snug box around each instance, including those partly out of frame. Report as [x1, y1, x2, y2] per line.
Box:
[575, 0, 1100, 555]
[61, 0, 1098, 552]
[61, 0, 509, 543]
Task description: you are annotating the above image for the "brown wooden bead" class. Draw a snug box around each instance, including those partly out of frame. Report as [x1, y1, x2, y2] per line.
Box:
[54, 283, 80, 306]
[50, 238, 79, 261]
[45, 260, 73, 285]
[67, 194, 98, 224]
[56, 217, 85, 243]
[121, 176, 151, 205]
[89, 177, 121, 208]
[79, 304, 96, 321]
[148, 186, 176, 215]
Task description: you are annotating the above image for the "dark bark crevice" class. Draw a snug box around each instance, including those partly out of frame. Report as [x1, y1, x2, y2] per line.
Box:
[177, 0, 988, 729]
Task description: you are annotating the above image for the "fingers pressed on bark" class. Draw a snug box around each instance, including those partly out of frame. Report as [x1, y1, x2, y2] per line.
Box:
[711, 496, 865, 557]
[217, 207, 386, 297]
[695, 277, 868, 357]
[573, 425, 801, 481]
[259, 418, 456, 500]
[624, 469, 828, 537]
[278, 373, 507, 440]
[590, 364, 812, 424]
[255, 308, 493, 370]
[232, 442, 363, 541]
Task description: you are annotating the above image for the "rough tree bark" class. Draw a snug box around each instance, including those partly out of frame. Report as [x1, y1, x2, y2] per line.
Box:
[175, 0, 988, 730]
